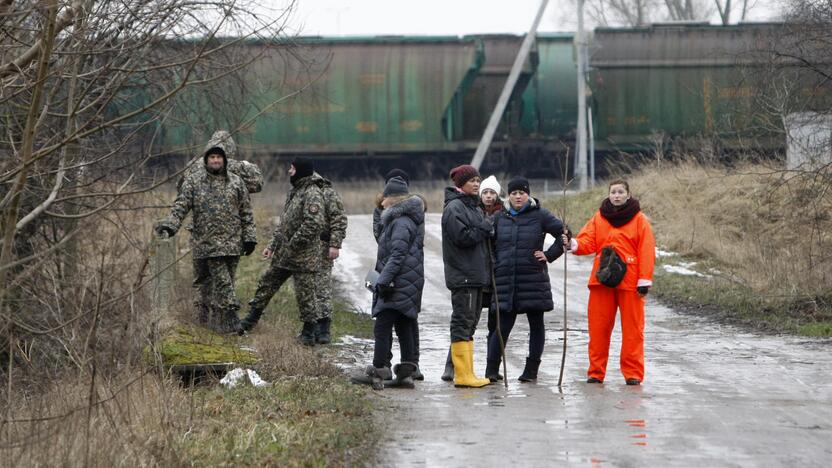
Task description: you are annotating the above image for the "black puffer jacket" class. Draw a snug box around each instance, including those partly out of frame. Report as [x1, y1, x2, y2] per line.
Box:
[493, 198, 565, 313]
[372, 196, 426, 319]
[441, 187, 492, 290]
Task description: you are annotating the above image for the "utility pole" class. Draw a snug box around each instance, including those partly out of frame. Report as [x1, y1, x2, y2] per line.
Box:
[470, 0, 549, 170]
[575, 0, 588, 190]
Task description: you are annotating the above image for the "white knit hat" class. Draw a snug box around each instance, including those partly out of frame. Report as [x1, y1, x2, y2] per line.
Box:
[479, 175, 501, 196]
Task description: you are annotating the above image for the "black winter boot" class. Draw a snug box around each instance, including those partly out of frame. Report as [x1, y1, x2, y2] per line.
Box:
[384, 362, 417, 389]
[238, 306, 264, 334]
[315, 317, 332, 344]
[440, 348, 454, 382]
[412, 366, 424, 381]
[518, 357, 541, 382]
[297, 321, 317, 346]
[350, 365, 391, 391]
[485, 359, 504, 383]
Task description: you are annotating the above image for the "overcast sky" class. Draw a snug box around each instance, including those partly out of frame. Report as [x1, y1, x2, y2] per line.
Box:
[282, 0, 782, 37]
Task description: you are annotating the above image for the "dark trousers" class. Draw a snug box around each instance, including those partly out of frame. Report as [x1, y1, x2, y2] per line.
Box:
[450, 287, 482, 343]
[373, 309, 417, 369]
[385, 316, 419, 367]
[487, 310, 545, 361]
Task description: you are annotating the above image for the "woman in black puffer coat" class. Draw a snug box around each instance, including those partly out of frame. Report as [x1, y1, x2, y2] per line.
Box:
[486, 177, 566, 383]
[354, 176, 425, 390]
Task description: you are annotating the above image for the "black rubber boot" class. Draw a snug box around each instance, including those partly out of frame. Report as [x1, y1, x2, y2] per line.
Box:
[485, 359, 504, 383]
[315, 317, 332, 344]
[384, 362, 417, 389]
[238, 306, 263, 334]
[518, 357, 541, 382]
[297, 321, 317, 346]
[440, 348, 454, 382]
[626, 378, 641, 386]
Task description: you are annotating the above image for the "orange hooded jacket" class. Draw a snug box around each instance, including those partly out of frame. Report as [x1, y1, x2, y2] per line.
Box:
[573, 210, 656, 291]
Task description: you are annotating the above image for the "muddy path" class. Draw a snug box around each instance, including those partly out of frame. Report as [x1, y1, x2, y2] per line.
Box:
[334, 214, 832, 466]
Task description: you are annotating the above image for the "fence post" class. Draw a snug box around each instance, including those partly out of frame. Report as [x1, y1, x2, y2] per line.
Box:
[149, 235, 177, 320]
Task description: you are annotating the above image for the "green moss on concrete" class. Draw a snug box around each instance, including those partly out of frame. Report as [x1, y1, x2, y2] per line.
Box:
[145, 325, 258, 367]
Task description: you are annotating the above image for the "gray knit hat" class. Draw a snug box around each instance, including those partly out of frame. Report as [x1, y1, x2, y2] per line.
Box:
[383, 176, 409, 197]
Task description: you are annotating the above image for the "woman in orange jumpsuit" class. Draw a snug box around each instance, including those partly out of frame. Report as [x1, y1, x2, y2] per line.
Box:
[566, 179, 655, 385]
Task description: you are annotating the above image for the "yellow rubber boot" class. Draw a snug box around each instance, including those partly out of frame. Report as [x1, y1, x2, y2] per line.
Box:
[451, 341, 490, 388]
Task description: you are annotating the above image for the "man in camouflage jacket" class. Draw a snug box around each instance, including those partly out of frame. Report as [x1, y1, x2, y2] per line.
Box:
[174, 130, 262, 330]
[156, 146, 257, 333]
[309, 172, 348, 344]
[179, 130, 263, 194]
[241, 158, 329, 345]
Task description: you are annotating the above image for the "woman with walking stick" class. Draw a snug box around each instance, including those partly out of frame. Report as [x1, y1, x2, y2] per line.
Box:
[486, 177, 567, 382]
[566, 179, 655, 385]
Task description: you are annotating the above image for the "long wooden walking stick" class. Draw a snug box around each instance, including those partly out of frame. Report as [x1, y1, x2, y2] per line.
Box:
[557, 150, 570, 388]
[488, 239, 509, 389]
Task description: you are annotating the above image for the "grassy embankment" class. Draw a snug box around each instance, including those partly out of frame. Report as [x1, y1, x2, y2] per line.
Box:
[5, 193, 379, 467]
[153, 200, 379, 465]
[545, 159, 832, 337]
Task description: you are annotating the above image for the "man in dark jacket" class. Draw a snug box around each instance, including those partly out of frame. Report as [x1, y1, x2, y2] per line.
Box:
[240, 158, 328, 345]
[441, 164, 492, 388]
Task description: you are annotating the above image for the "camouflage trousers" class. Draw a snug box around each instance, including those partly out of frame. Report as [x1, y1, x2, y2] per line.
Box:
[250, 260, 329, 323]
[193, 255, 241, 325]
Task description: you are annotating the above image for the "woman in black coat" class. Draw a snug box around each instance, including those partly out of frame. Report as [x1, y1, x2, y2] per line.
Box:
[353, 176, 425, 390]
[486, 177, 566, 382]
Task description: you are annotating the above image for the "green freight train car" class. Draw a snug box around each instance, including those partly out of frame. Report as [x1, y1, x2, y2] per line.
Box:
[159, 35, 538, 174]
[588, 23, 831, 153]
[154, 23, 828, 177]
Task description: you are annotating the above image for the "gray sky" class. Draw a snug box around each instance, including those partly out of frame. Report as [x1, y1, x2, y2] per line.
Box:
[284, 0, 782, 37]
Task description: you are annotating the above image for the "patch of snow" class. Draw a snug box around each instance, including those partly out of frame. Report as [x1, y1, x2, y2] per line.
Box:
[663, 262, 710, 278]
[656, 248, 677, 258]
[335, 334, 374, 347]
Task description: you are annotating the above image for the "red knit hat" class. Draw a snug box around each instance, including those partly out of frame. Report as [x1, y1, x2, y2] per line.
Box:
[449, 164, 480, 187]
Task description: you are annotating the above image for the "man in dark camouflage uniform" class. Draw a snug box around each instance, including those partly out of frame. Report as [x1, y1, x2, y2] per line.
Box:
[310, 172, 348, 344]
[240, 158, 329, 345]
[174, 130, 262, 330]
[156, 146, 257, 333]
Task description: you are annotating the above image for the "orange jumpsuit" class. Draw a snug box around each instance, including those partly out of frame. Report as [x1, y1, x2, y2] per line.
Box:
[573, 210, 655, 382]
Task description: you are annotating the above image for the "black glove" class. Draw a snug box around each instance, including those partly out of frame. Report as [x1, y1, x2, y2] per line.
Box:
[377, 283, 394, 299]
[637, 286, 650, 296]
[564, 226, 573, 242]
[155, 226, 174, 238]
[243, 241, 257, 256]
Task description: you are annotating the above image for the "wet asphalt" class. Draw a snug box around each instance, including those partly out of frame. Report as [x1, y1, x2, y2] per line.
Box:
[333, 214, 832, 467]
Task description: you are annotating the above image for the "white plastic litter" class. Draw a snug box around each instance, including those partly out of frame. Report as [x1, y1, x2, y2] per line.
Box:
[220, 368, 269, 388]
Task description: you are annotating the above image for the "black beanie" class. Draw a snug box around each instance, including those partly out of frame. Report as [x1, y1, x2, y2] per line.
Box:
[384, 168, 410, 185]
[204, 146, 227, 163]
[292, 157, 314, 180]
[507, 176, 530, 195]
[383, 176, 409, 198]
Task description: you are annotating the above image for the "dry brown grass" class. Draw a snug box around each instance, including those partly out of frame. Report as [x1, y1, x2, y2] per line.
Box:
[631, 160, 831, 296]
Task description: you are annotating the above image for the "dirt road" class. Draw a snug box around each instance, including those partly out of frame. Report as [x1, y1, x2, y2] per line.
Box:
[334, 214, 832, 467]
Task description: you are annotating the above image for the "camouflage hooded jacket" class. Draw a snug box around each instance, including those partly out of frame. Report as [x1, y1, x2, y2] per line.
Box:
[179, 130, 263, 193]
[267, 175, 328, 272]
[311, 173, 348, 252]
[159, 167, 256, 260]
